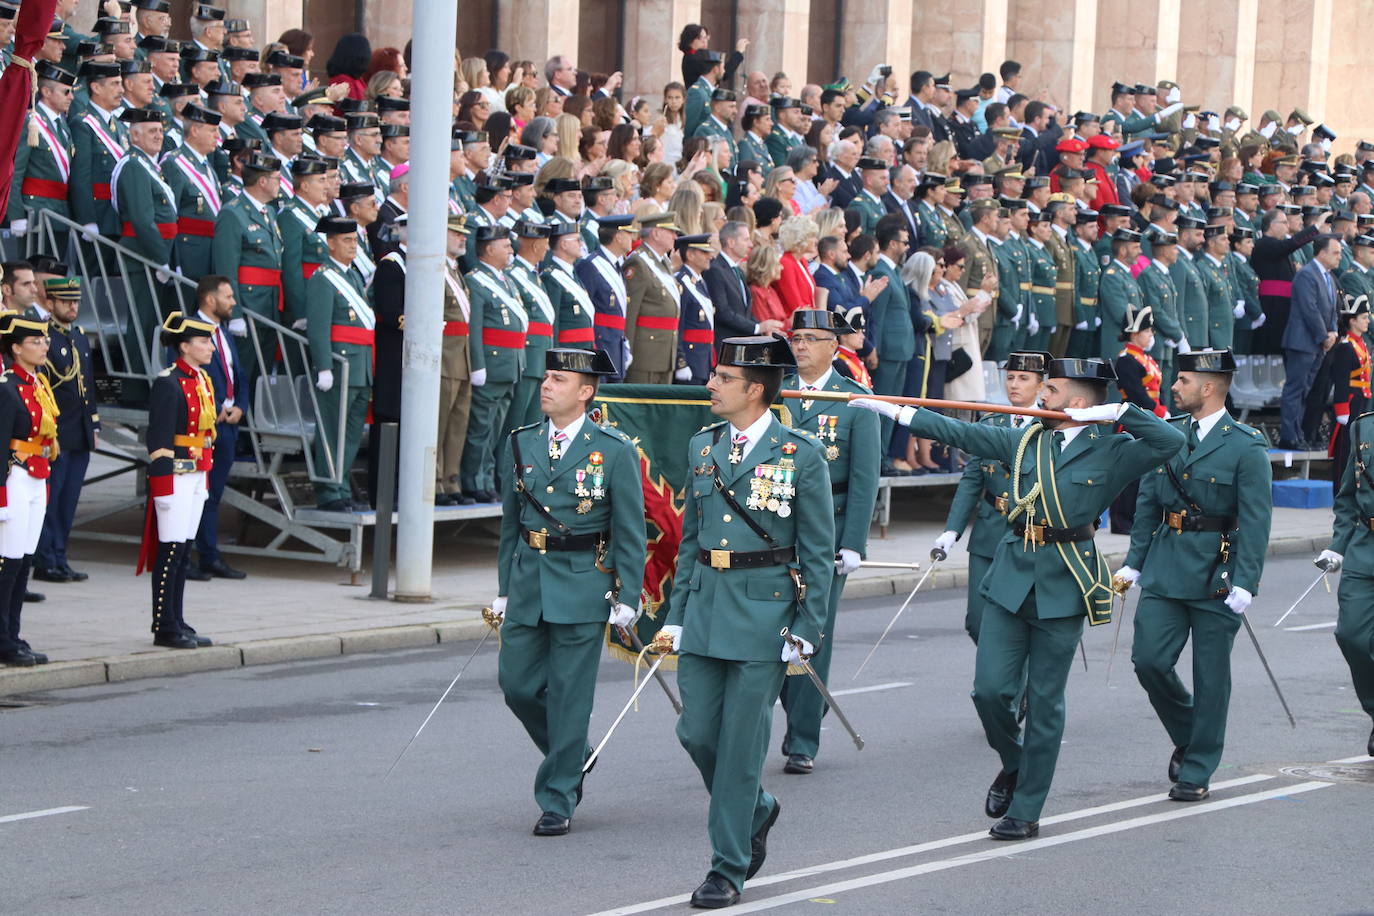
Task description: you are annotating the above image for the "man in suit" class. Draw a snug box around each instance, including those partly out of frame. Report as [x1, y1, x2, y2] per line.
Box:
[574, 214, 635, 382]
[854, 359, 1184, 840]
[1280, 234, 1342, 448]
[867, 215, 917, 470]
[1116, 349, 1271, 801]
[706, 221, 783, 343]
[883, 164, 921, 257]
[186, 275, 248, 579]
[813, 235, 886, 334]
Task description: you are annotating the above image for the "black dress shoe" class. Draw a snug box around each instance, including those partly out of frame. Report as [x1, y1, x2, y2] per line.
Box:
[434, 493, 456, 507]
[989, 816, 1039, 840]
[153, 632, 199, 649]
[1276, 439, 1305, 451]
[985, 769, 1017, 819]
[186, 633, 213, 647]
[783, 753, 814, 774]
[477, 489, 500, 503]
[689, 873, 739, 909]
[1168, 745, 1186, 783]
[532, 811, 570, 836]
[32, 566, 72, 583]
[184, 566, 212, 582]
[24, 590, 44, 602]
[203, 559, 247, 580]
[61, 565, 89, 582]
[746, 798, 780, 880]
[18, 641, 48, 665]
[0, 648, 36, 667]
[452, 492, 476, 505]
[1168, 781, 1209, 802]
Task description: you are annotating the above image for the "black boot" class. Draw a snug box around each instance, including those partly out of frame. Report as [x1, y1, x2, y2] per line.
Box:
[177, 540, 211, 646]
[10, 556, 46, 664]
[152, 542, 196, 649]
[0, 556, 34, 665]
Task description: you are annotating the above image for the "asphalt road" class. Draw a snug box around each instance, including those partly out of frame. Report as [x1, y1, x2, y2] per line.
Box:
[3, 553, 1372, 915]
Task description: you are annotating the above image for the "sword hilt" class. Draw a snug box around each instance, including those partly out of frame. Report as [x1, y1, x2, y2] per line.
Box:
[481, 607, 503, 629]
[930, 547, 947, 563]
[779, 627, 814, 661]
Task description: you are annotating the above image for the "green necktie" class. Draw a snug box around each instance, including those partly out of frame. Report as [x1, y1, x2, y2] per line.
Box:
[1052, 430, 1064, 452]
[1187, 420, 1200, 452]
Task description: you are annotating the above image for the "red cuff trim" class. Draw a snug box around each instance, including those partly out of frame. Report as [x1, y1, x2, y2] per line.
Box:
[1335, 402, 1350, 418]
[149, 475, 173, 498]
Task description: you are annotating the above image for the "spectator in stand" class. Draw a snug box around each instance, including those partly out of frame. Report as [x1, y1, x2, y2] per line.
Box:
[521, 115, 558, 165]
[507, 86, 536, 132]
[483, 50, 513, 110]
[325, 33, 371, 101]
[366, 70, 404, 103]
[278, 28, 314, 71]
[661, 82, 687, 165]
[366, 47, 407, 84]
[748, 243, 787, 324]
[607, 123, 641, 165]
[764, 165, 800, 216]
[639, 162, 678, 212]
[789, 146, 835, 215]
[775, 214, 819, 314]
[457, 91, 491, 130]
[555, 113, 581, 160]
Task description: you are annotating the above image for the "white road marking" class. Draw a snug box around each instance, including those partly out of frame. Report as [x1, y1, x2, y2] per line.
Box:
[587, 774, 1275, 916]
[0, 805, 88, 825]
[726, 781, 1333, 913]
[1327, 754, 1374, 764]
[1284, 621, 1337, 631]
[829, 681, 913, 697]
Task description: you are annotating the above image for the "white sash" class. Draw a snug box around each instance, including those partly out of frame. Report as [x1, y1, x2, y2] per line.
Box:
[172, 152, 222, 214]
[510, 263, 555, 324]
[138, 153, 175, 204]
[679, 269, 714, 323]
[32, 112, 70, 181]
[443, 261, 470, 320]
[354, 247, 376, 286]
[592, 254, 626, 311]
[470, 268, 528, 329]
[640, 251, 681, 307]
[82, 112, 126, 161]
[323, 267, 375, 329]
[290, 200, 321, 232]
[550, 264, 594, 313]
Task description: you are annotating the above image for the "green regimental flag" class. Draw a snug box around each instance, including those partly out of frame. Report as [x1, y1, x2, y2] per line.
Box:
[590, 384, 791, 667]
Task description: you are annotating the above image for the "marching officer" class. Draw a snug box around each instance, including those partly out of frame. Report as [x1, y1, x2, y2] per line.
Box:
[624, 212, 683, 384]
[675, 233, 717, 384]
[31, 277, 98, 585]
[1116, 349, 1271, 801]
[778, 310, 881, 774]
[853, 358, 1184, 840]
[305, 216, 373, 513]
[212, 152, 284, 389]
[0, 315, 58, 668]
[140, 312, 218, 650]
[654, 335, 834, 908]
[508, 220, 558, 432]
[461, 226, 526, 503]
[936, 350, 1050, 643]
[163, 103, 224, 280]
[542, 217, 596, 349]
[492, 347, 646, 836]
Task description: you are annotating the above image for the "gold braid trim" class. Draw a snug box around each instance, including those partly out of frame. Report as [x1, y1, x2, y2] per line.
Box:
[32, 371, 58, 445]
[1036, 429, 1115, 625]
[1006, 422, 1043, 550]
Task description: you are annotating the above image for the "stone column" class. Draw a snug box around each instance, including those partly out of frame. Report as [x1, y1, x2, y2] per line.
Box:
[1324, 0, 1374, 147]
[734, 0, 810, 87]
[838, 0, 910, 92]
[1176, 0, 1258, 116]
[1092, 0, 1181, 111]
[497, 0, 582, 71]
[623, 0, 701, 101]
[1006, 0, 1097, 113]
[908, 0, 1007, 95]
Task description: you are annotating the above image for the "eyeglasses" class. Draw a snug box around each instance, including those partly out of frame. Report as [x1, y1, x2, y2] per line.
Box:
[935, 260, 946, 267]
[791, 333, 837, 345]
[707, 369, 747, 384]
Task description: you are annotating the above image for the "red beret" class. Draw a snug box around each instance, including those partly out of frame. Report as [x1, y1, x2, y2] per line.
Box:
[1055, 138, 1088, 153]
[1087, 134, 1119, 150]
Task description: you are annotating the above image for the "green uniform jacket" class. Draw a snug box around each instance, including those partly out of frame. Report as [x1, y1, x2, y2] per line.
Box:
[765, 125, 803, 168]
[990, 238, 1022, 327]
[917, 200, 947, 249]
[1171, 253, 1209, 349]
[666, 417, 835, 658]
[496, 417, 647, 625]
[1007, 235, 1034, 328]
[69, 107, 127, 234]
[961, 231, 1001, 341]
[866, 255, 916, 362]
[162, 146, 222, 279]
[684, 76, 712, 137]
[737, 131, 770, 168]
[279, 198, 331, 326]
[1126, 413, 1271, 602]
[451, 172, 477, 213]
[113, 147, 177, 264]
[693, 115, 737, 172]
[8, 105, 74, 223]
[1339, 262, 1374, 304]
[943, 413, 1014, 559]
[622, 247, 681, 376]
[1138, 260, 1183, 345]
[509, 256, 558, 380]
[542, 259, 595, 347]
[846, 190, 886, 236]
[1197, 252, 1237, 350]
[940, 206, 967, 246]
[1098, 258, 1143, 359]
[212, 194, 285, 321]
[236, 109, 268, 144]
[305, 258, 373, 386]
[905, 405, 1185, 622]
[1230, 251, 1262, 349]
[466, 261, 527, 383]
[1026, 238, 1058, 328]
[783, 371, 881, 553]
[1330, 413, 1374, 563]
[1072, 237, 1101, 327]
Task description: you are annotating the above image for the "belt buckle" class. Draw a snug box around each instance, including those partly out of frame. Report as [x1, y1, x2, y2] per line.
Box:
[40, 446, 51, 459]
[1167, 510, 1184, 529]
[710, 549, 731, 569]
[528, 529, 548, 550]
[1367, 517, 1374, 533]
[994, 496, 1008, 515]
[1028, 525, 1045, 547]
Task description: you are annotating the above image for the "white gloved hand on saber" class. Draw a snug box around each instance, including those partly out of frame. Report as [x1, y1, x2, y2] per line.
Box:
[835, 548, 862, 576]
[781, 634, 815, 665]
[608, 602, 638, 628]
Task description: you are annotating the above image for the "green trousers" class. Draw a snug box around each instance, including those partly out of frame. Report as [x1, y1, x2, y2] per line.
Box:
[965, 552, 994, 644]
[1066, 328, 1096, 359]
[676, 654, 786, 893]
[1336, 569, 1374, 723]
[993, 321, 1018, 362]
[1158, 349, 1177, 409]
[1130, 594, 1241, 787]
[312, 383, 369, 506]
[779, 569, 846, 759]
[971, 594, 1083, 822]
[871, 359, 908, 451]
[498, 616, 604, 819]
[460, 380, 514, 493]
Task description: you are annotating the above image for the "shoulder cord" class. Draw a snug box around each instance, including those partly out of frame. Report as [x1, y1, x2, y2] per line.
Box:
[1006, 421, 1043, 532]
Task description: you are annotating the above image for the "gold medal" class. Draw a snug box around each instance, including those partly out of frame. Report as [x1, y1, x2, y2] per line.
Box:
[826, 445, 839, 461]
[576, 498, 592, 514]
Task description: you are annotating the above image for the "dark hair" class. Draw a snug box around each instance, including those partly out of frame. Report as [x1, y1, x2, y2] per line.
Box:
[843, 207, 862, 238]
[1260, 208, 1284, 233]
[1316, 233, 1343, 256]
[818, 236, 843, 260]
[941, 245, 965, 266]
[326, 33, 371, 80]
[278, 28, 313, 59]
[596, 222, 622, 246]
[1007, 93, 1027, 111]
[1, 260, 32, 288]
[578, 125, 605, 161]
[875, 213, 907, 250]
[999, 60, 1021, 81]
[197, 273, 230, 305]
[753, 196, 784, 228]
[978, 72, 996, 91]
[909, 70, 932, 95]
[984, 102, 1007, 126]
[483, 49, 510, 82]
[1065, 378, 1108, 406]
[804, 121, 830, 164]
[606, 122, 639, 162]
[456, 90, 486, 125]
[484, 111, 514, 147]
[848, 234, 878, 261]
[741, 365, 784, 404]
[1024, 100, 1047, 124]
[677, 23, 706, 53]
[820, 88, 844, 107]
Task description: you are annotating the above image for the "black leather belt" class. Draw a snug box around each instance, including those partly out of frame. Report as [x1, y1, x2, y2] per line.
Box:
[1011, 521, 1097, 545]
[831, 480, 849, 495]
[522, 527, 607, 551]
[1164, 511, 1236, 532]
[983, 492, 1009, 514]
[697, 545, 795, 569]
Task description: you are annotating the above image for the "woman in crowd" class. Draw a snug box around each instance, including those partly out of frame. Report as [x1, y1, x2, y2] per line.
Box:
[607, 123, 641, 165]
[565, 95, 594, 127]
[763, 165, 799, 216]
[668, 182, 707, 234]
[775, 214, 818, 314]
[660, 82, 686, 165]
[278, 28, 314, 70]
[483, 50, 513, 109]
[555, 113, 582, 161]
[366, 47, 406, 82]
[788, 146, 836, 215]
[639, 162, 678, 212]
[578, 127, 610, 177]
[522, 116, 559, 165]
[506, 86, 537, 131]
[457, 91, 491, 129]
[748, 244, 787, 324]
[367, 70, 405, 102]
[939, 246, 992, 404]
[326, 33, 371, 100]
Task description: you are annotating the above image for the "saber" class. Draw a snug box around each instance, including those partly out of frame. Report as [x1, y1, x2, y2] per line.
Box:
[781, 389, 1072, 422]
[851, 547, 946, 681]
[384, 609, 501, 779]
[1273, 568, 1330, 628]
[1106, 586, 1135, 686]
[1241, 613, 1297, 728]
[782, 628, 864, 750]
[855, 560, 923, 570]
[620, 625, 683, 714]
[1078, 638, 1089, 672]
[583, 652, 669, 773]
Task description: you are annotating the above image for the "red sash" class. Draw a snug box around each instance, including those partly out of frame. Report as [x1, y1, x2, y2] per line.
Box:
[682, 329, 714, 343]
[123, 221, 177, 240]
[527, 321, 553, 337]
[93, 182, 112, 200]
[176, 218, 216, 237]
[1258, 279, 1292, 297]
[635, 315, 677, 330]
[483, 328, 527, 349]
[557, 326, 595, 344]
[21, 177, 67, 199]
[443, 321, 469, 336]
[593, 313, 626, 330]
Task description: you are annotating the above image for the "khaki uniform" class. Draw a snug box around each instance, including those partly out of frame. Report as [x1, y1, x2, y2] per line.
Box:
[623, 247, 682, 384]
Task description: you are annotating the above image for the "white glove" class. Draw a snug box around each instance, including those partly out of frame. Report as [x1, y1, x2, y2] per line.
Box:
[1251, 313, 1266, 330]
[228, 318, 248, 337]
[1113, 565, 1141, 589]
[781, 634, 815, 665]
[1225, 117, 1241, 133]
[1320, 138, 1333, 153]
[1094, 315, 1101, 328]
[1287, 124, 1304, 136]
[1165, 87, 1181, 104]
[9, 218, 26, 237]
[1182, 113, 1196, 130]
[1074, 320, 1088, 331]
[1224, 586, 1252, 615]
[155, 264, 173, 285]
[1259, 122, 1277, 139]
[624, 349, 633, 368]
[1064, 403, 1126, 423]
[1178, 336, 1192, 355]
[1317, 549, 1343, 572]
[657, 624, 683, 651]
[850, 398, 915, 426]
[491, 596, 507, 620]
[1337, 413, 1349, 426]
[1027, 314, 1040, 336]
[933, 530, 958, 555]
[866, 64, 887, 87]
[608, 602, 638, 628]
[470, 368, 487, 387]
[315, 369, 334, 392]
[81, 222, 100, 242]
[1233, 301, 1246, 319]
[835, 548, 862, 576]
[291, 318, 308, 330]
[1012, 304, 1023, 324]
[1165, 338, 1178, 349]
[674, 366, 692, 382]
[1158, 102, 1184, 119]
